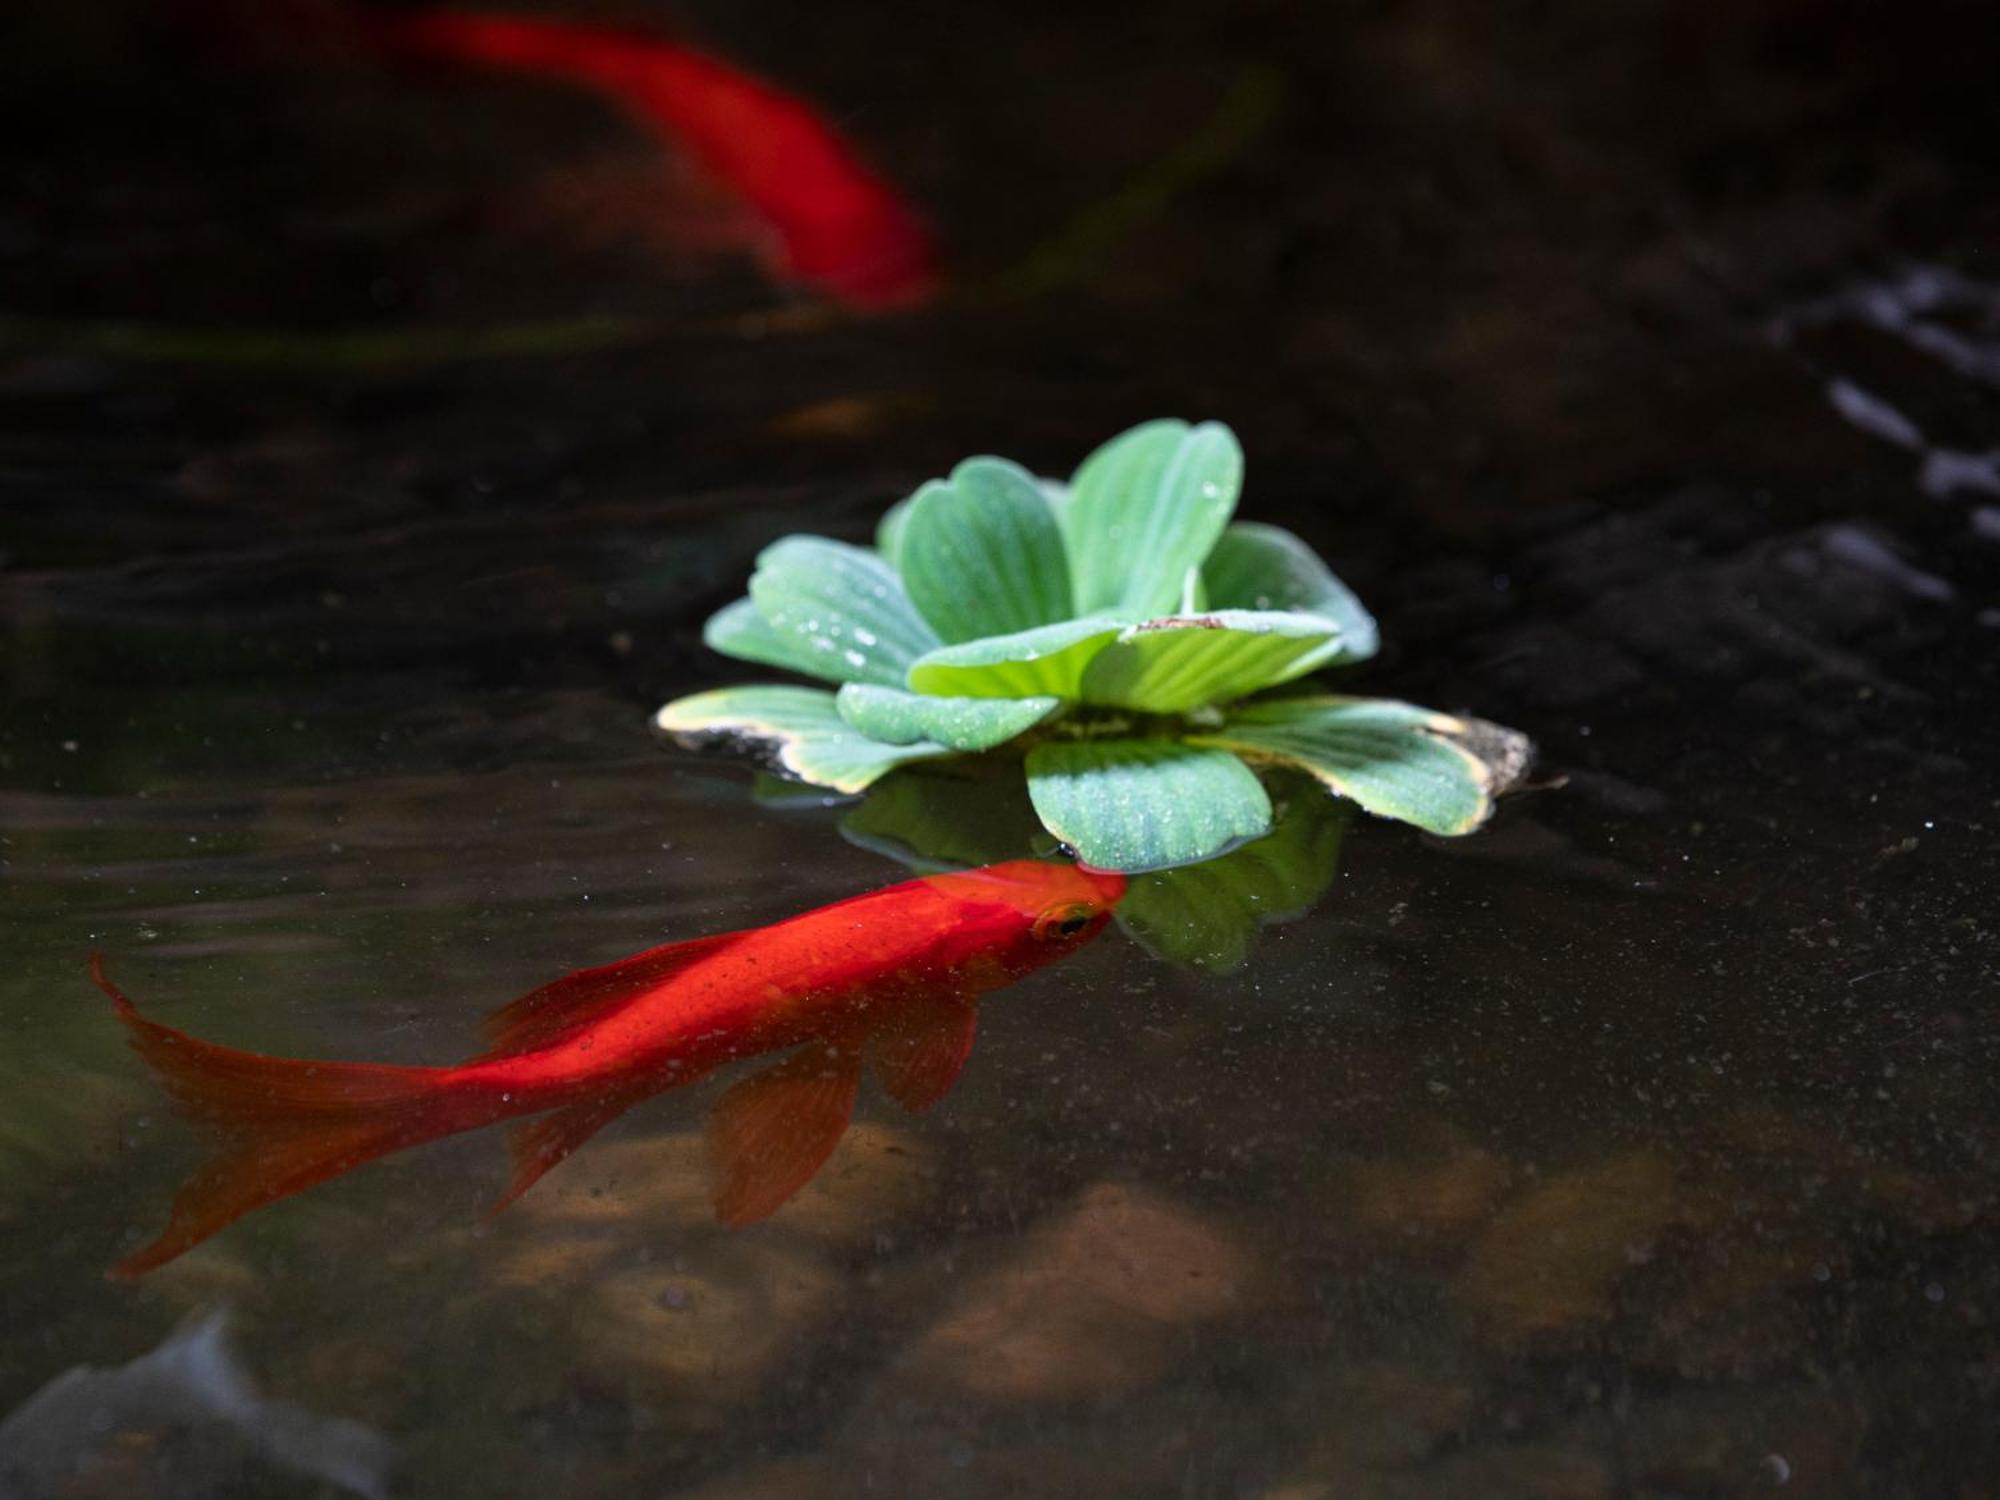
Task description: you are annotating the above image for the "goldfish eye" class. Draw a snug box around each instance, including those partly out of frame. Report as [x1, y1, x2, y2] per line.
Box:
[1032, 903, 1096, 942]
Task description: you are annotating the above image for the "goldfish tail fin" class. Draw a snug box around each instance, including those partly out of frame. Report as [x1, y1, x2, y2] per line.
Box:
[93, 954, 461, 1278]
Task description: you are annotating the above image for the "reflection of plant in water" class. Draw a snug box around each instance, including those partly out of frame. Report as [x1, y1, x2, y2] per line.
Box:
[660, 419, 1530, 872]
[1116, 778, 1349, 972]
[841, 762, 1348, 971]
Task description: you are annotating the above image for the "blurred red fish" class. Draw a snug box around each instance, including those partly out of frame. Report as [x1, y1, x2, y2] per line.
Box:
[373, 9, 940, 307]
[98, 860, 1121, 1276]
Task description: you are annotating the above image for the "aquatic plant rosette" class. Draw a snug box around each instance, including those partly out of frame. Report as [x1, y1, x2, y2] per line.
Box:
[657, 419, 1529, 873]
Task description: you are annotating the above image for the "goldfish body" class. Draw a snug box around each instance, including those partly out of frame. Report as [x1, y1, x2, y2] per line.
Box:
[97, 861, 1122, 1277]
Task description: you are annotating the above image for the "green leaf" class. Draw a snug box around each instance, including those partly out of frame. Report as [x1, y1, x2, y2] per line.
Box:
[748, 537, 941, 688]
[897, 458, 1076, 643]
[906, 617, 1128, 699]
[1190, 695, 1523, 835]
[839, 763, 1049, 870]
[1065, 419, 1243, 616]
[835, 684, 1061, 752]
[875, 493, 917, 569]
[1117, 776, 1347, 971]
[1078, 609, 1344, 712]
[1202, 522, 1379, 662]
[1024, 739, 1272, 872]
[701, 597, 847, 684]
[656, 685, 953, 794]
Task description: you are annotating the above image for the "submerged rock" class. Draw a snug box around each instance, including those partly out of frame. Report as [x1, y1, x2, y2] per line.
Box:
[580, 1244, 842, 1408]
[0, 1310, 396, 1500]
[1307, 1362, 1478, 1474]
[482, 1230, 625, 1290]
[677, 1455, 848, 1500]
[501, 1119, 933, 1248]
[1452, 1151, 1679, 1344]
[1336, 1128, 1514, 1250]
[504, 1132, 712, 1227]
[1411, 1443, 1613, 1500]
[1622, 1387, 1862, 1494]
[893, 1182, 1258, 1402]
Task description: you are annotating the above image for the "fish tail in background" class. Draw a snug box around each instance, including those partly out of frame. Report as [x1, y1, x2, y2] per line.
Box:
[92, 955, 473, 1278]
[371, 10, 939, 307]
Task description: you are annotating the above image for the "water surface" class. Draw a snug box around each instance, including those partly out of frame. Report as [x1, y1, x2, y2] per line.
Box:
[4, 2, 1998, 1495]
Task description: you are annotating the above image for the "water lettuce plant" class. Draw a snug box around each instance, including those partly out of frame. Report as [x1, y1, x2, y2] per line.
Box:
[658, 419, 1527, 872]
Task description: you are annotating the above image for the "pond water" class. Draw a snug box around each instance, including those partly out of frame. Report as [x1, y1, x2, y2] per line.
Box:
[3, 2, 1997, 1496]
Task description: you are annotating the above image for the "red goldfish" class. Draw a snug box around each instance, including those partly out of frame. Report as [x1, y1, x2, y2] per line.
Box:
[373, 10, 940, 308]
[96, 860, 1123, 1277]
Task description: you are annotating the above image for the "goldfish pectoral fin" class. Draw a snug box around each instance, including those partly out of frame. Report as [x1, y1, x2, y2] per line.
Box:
[868, 994, 977, 1113]
[494, 1091, 643, 1215]
[476, 930, 744, 1059]
[706, 1045, 861, 1227]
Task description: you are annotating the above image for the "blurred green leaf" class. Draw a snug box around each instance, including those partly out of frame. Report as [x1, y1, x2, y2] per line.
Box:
[1079, 609, 1344, 712]
[835, 684, 1061, 751]
[1202, 521, 1379, 662]
[1117, 776, 1348, 971]
[749, 537, 941, 687]
[657, 685, 952, 794]
[875, 493, 917, 569]
[702, 597, 845, 684]
[1065, 419, 1242, 616]
[906, 617, 1127, 699]
[1192, 695, 1513, 835]
[1025, 738, 1271, 871]
[899, 457, 1076, 643]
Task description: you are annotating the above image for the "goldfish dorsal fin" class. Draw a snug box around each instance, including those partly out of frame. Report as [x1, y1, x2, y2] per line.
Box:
[707, 1043, 860, 1227]
[476, 931, 742, 1059]
[868, 993, 977, 1113]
